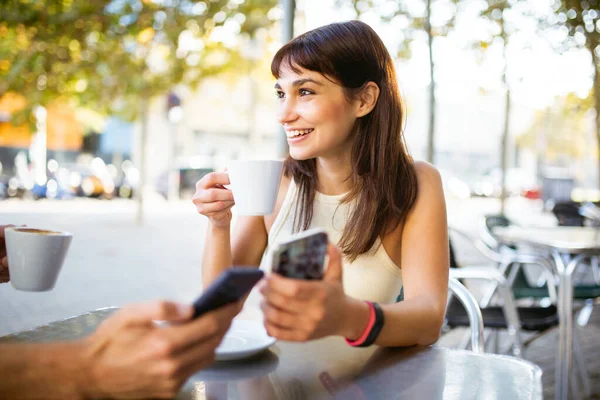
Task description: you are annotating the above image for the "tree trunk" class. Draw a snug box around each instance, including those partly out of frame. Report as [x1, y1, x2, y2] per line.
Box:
[499, 18, 511, 215]
[425, 0, 436, 164]
[136, 98, 149, 225]
[277, 0, 295, 158]
[32, 106, 48, 187]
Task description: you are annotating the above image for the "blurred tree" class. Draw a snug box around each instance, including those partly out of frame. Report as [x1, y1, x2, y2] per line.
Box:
[0, 0, 277, 222]
[339, 0, 458, 164]
[549, 0, 600, 187]
[470, 0, 539, 212]
[0, 0, 277, 122]
[471, 0, 515, 213]
[518, 93, 593, 163]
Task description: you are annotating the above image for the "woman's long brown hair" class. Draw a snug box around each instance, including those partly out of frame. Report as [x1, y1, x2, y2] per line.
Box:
[271, 20, 418, 261]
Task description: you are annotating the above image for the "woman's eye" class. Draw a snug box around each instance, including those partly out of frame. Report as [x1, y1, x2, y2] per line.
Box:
[300, 89, 313, 96]
[276, 91, 285, 99]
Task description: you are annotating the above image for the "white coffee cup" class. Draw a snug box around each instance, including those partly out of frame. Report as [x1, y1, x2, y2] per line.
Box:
[228, 160, 284, 216]
[5, 227, 73, 291]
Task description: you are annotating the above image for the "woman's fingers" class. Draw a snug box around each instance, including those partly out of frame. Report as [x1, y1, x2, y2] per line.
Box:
[260, 300, 300, 329]
[196, 201, 235, 214]
[196, 172, 230, 190]
[192, 173, 235, 227]
[263, 322, 310, 342]
[265, 274, 315, 301]
[258, 283, 305, 313]
[193, 188, 234, 204]
[192, 185, 234, 216]
[323, 244, 343, 282]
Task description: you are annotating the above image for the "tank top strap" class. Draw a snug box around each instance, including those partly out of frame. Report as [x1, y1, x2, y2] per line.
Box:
[268, 178, 298, 244]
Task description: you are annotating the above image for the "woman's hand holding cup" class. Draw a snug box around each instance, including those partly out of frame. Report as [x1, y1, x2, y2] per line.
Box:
[192, 172, 235, 227]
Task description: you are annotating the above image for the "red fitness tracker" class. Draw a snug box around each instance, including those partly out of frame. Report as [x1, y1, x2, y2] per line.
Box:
[345, 301, 385, 347]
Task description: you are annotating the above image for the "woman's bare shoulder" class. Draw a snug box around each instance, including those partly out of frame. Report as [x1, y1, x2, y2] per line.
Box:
[413, 161, 442, 187]
[382, 161, 444, 258]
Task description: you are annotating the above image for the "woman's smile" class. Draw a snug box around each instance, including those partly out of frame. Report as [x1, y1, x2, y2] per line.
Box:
[286, 128, 314, 143]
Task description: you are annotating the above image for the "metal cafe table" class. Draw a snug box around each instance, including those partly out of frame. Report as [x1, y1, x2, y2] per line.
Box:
[0, 307, 542, 399]
[494, 226, 600, 400]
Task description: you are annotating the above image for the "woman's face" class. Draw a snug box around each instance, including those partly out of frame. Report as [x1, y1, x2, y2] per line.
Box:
[275, 65, 359, 161]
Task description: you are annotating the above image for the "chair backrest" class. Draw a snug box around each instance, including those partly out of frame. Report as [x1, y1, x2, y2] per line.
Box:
[552, 201, 584, 226]
[481, 214, 513, 250]
[485, 214, 511, 231]
[447, 278, 485, 353]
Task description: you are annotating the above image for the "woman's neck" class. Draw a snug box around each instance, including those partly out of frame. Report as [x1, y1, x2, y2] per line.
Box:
[315, 156, 353, 195]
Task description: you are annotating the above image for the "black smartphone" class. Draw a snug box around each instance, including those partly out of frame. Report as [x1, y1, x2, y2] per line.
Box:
[192, 268, 264, 319]
[271, 228, 329, 280]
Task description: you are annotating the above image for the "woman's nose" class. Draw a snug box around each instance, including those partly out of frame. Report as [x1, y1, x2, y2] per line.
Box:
[277, 98, 299, 125]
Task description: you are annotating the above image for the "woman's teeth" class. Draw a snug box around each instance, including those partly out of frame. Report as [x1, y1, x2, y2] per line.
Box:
[287, 129, 314, 138]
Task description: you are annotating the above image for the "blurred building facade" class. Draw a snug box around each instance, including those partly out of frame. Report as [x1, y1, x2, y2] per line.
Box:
[0, 93, 83, 171]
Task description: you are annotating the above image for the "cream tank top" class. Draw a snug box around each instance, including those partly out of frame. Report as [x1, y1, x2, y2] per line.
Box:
[260, 179, 403, 304]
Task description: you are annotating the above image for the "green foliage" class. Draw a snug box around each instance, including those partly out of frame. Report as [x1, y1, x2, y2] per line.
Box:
[549, 1, 600, 145]
[335, 0, 458, 59]
[0, 0, 278, 125]
[469, 0, 535, 56]
[518, 93, 594, 160]
[552, 0, 600, 52]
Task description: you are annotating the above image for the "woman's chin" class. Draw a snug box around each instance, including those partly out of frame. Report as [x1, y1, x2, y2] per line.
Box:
[289, 148, 315, 161]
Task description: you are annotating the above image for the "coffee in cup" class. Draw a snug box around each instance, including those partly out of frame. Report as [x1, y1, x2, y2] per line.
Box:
[227, 160, 284, 216]
[5, 227, 73, 291]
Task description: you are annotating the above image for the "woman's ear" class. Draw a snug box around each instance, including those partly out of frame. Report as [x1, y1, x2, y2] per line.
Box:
[355, 82, 380, 118]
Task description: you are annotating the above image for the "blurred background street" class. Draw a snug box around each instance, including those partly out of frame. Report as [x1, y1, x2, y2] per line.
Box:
[4, 195, 600, 399]
[0, 194, 550, 336]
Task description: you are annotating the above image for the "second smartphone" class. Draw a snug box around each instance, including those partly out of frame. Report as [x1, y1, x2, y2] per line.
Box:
[192, 268, 264, 319]
[271, 228, 329, 280]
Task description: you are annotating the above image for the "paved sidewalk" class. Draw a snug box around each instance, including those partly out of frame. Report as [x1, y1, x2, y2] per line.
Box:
[0, 198, 209, 335]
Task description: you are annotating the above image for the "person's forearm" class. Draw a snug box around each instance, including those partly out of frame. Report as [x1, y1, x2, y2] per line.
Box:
[0, 342, 90, 399]
[342, 296, 445, 347]
[202, 224, 233, 287]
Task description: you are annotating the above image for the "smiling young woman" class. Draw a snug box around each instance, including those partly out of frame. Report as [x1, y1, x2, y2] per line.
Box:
[193, 20, 449, 348]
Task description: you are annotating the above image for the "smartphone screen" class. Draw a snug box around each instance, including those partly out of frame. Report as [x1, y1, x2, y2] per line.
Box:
[272, 229, 328, 280]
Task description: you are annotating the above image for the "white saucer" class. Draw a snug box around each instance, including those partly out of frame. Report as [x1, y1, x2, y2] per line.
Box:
[215, 319, 276, 361]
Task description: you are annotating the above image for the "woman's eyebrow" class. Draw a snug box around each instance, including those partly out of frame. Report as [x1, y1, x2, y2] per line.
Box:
[274, 78, 324, 89]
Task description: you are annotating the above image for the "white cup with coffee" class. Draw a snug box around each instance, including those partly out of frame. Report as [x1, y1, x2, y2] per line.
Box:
[227, 160, 284, 216]
[5, 227, 73, 291]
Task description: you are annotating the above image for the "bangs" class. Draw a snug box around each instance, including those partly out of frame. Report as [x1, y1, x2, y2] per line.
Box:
[271, 36, 337, 80]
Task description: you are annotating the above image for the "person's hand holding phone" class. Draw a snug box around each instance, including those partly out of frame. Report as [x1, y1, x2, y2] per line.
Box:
[82, 300, 242, 399]
[259, 245, 355, 341]
[192, 172, 234, 227]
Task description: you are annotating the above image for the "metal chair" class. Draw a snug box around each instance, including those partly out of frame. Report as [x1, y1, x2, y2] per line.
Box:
[578, 203, 600, 286]
[448, 229, 592, 398]
[447, 278, 484, 353]
[455, 223, 558, 307]
[578, 202, 600, 227]
[446, 238, 526, 357]
[481, 214, 600, 304]
[480, 213, 515, 252]
[552, 201, 585, 227]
